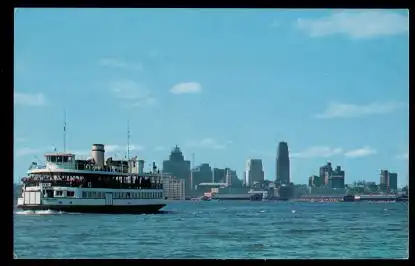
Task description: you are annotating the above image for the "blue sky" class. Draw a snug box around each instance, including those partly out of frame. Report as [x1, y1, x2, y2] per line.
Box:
[14, 8, 409, 186]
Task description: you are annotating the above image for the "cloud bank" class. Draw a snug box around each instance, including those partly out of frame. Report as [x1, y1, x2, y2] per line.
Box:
[297, 10, 408, 39]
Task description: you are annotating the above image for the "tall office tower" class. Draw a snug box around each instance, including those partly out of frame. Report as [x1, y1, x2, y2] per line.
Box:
[276, 141, 290, 185]
[380, 170, 398, 192]
[244, 159, 264, 188]
[388, 172, 398, 191]
[380, 170, 389, 191]
[162, 145, 191, 196]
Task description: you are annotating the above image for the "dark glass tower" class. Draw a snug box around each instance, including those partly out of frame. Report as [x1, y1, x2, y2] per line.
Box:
[276, 141, 290, 185]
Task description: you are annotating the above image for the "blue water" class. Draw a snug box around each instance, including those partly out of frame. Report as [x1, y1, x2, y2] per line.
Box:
[13, 201, 408, 259]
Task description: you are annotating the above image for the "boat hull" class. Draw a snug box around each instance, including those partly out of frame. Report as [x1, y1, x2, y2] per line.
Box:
[16, 204, 166, 214]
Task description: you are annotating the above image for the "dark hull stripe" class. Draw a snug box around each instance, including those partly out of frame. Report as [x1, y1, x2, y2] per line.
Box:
[17, 204, 166, 214]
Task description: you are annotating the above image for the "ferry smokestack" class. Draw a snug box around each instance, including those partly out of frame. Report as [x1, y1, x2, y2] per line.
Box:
[91, 144, 105, 169]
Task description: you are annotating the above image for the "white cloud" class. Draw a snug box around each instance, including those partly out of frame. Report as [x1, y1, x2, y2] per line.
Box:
[291, 146, 343, 158]
[15, 137, 27, 143]
[185, 138, 229, 150]
[14, 92, 45, 107]
[105, 144, 145, 153]
[314, 101, 406, 119]
[170, 82, 202, 95]
[297, 10, 408, 39]
[395, 151, 408, 160]
[154, 146, 165, 151]
[100, 58, 143, 71]
[344, 146, 377, 158]
[110, 80, 157, 108]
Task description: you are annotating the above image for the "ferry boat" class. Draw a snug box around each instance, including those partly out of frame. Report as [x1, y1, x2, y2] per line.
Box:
[16, 144, 167, 214]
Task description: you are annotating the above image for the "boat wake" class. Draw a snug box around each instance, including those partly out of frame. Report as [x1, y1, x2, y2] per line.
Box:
[14, 209, 174, 215]
[14, 210, 74, 215]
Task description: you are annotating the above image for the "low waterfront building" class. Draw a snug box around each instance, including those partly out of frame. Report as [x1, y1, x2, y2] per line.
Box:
[162, 176, 185, 200]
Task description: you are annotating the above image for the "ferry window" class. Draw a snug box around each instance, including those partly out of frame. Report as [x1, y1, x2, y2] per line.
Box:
[67, 191, 75, 197]
[63, 156, 69, 163]
[55, 191, 63, 197]
[51, 156, 56, 163]
[126, 192, 130, 198]
[82, 192, 87, 198]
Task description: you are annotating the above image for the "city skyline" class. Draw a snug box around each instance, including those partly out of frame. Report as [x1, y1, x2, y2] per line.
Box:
[14, 9, 409, 187]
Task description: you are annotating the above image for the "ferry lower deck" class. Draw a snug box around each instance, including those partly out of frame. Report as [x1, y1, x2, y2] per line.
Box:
[17, 186, 167, 214]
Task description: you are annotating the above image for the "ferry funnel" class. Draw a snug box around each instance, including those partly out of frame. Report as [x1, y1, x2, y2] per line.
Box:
[91, 144, 105, 169]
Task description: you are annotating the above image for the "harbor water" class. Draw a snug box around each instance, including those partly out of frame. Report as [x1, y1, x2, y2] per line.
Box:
[13, 201, 408, 259]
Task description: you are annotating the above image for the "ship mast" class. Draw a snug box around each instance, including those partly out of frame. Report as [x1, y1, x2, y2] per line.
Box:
[127, 119, 130, 162]
[63, 109, 67, 153]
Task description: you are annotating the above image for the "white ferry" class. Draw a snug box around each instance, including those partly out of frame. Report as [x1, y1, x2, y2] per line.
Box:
[16, 144, 167, 214]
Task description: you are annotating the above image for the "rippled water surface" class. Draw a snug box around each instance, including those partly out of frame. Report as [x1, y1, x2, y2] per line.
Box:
[14, 201, 408, 259]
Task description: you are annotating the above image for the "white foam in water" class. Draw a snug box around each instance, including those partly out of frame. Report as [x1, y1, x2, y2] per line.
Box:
[15, 209, 64, 215]
[292, 210, 296, 214]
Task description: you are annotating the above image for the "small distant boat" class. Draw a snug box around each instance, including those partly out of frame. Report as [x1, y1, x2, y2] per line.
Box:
[343, 195, 355, 202]
[200, 195, 211, 201]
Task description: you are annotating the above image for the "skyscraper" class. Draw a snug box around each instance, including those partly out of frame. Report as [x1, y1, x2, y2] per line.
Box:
[162, 146, 191, 196]
[244, 159, 264, 187]
[380, 170, 398, 192]
[276, 141, 290, 185]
